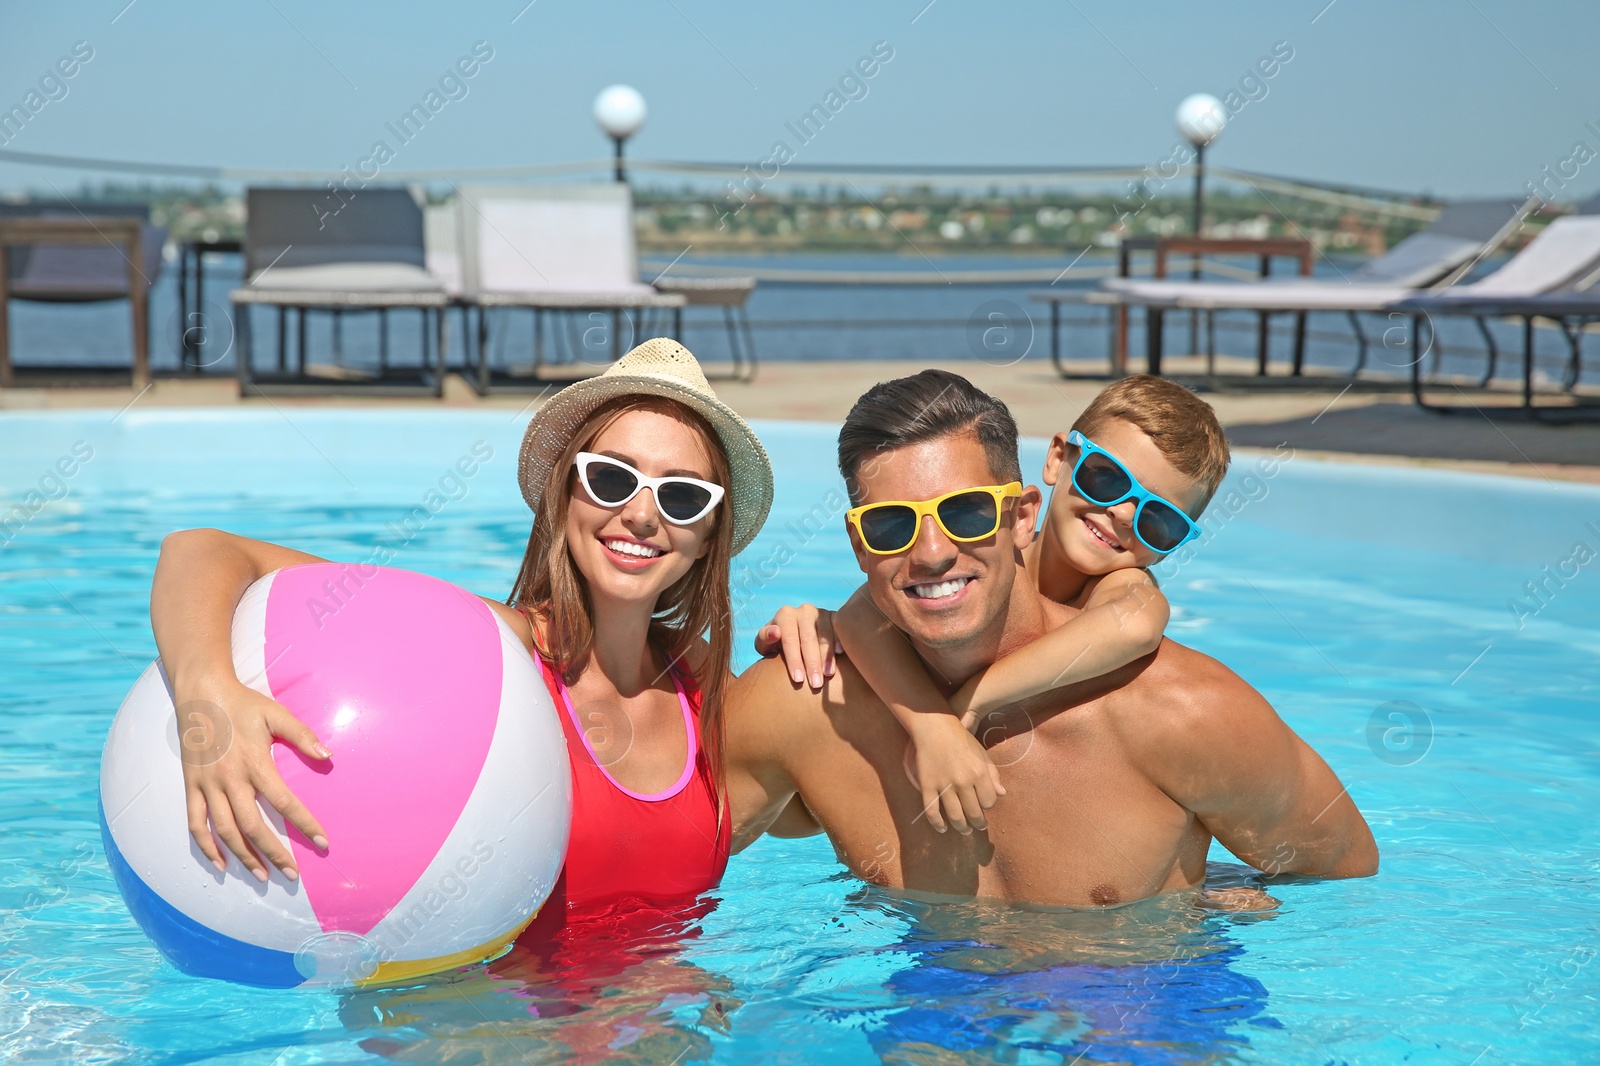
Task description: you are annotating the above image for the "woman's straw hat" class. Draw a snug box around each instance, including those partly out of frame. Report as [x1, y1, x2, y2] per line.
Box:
[517, 338, 773, 555]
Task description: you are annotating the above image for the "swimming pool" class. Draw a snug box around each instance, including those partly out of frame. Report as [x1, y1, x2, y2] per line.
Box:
[2, 408, 1596, 1063]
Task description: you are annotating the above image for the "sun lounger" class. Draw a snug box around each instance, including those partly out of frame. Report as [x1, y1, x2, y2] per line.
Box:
[231, 187, 449, 396]
[1394, 271, 1600, 417]
[1169, 211, 1600, 308]
[423, 204, 464, 300]
[1107, 198, 1532, 301]
[452, 183, 686, 392]
[1162, 203, 1600, 385]
[423, 202, 474, 374]
[0, 202, 165, 388]
[1032, 197, 1532, 377]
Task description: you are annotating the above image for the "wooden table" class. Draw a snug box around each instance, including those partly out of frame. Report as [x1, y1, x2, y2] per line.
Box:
[1116, 236, 1313, 376]
[0, 217, 150, 389]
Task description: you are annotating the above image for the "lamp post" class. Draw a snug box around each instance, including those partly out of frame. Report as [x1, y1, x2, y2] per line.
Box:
[1175, 93, 1226, 246]
[594, 85, 647, 183]
[1175, 93, 1227, 359]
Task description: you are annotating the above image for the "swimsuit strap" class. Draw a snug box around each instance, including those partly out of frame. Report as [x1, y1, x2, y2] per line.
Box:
[524, 610, 698, 803]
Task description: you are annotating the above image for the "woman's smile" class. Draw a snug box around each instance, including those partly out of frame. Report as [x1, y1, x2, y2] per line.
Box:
[600, 534, 668, 568]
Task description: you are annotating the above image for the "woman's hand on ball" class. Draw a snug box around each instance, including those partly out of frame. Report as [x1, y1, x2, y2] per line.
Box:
[178, 679, 331, 883]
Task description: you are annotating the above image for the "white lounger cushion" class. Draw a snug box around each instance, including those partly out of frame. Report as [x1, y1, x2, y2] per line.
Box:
[423, 205, 464, 297]
[1440, 216, 1600, 297]
[1100, 216, 1600, 312]
[466, 194, 656, 297]
[244, 262, 444, 293]
[1110, 279, 1414, 312]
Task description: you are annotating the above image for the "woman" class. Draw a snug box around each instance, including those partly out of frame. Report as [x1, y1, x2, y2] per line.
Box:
[152, 339, 774, 941]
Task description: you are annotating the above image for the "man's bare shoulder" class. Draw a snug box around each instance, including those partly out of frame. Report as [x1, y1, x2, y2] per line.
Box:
[728, 655, 894, 757]
[1105, 637, 1296, 796]
[726, 655, 833, 752]
[1108, 638, 1282, 752]
[732, 653, 817, 706]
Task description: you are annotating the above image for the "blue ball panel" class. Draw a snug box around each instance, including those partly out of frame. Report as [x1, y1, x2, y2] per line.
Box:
[99, 802, 307, 989]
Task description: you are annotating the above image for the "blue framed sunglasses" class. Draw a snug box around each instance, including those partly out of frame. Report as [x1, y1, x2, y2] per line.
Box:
[1066, 430, 1201, 554]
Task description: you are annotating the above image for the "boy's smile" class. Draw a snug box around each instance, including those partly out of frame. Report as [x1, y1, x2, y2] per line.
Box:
[1080, 513, 1126, 553]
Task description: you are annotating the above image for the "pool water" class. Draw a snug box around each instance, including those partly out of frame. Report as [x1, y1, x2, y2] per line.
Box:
[1, 409, 1596, 1064]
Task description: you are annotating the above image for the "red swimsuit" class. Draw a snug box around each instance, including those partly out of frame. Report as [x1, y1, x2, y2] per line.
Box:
[494, 615, 730, 984]
[535, 652, 730, 909]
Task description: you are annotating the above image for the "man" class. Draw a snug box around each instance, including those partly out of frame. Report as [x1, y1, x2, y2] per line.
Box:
[726, 370, 1376, 906]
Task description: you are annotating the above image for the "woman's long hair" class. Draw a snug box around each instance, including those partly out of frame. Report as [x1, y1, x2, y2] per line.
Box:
[508, 395, 736, 821]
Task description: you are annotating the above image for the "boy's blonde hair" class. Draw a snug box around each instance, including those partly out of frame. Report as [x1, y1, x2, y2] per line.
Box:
[1071, 376, 1230, 513]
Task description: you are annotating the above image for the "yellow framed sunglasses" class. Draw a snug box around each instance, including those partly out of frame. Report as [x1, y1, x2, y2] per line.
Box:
[846, 482, 1023, 556]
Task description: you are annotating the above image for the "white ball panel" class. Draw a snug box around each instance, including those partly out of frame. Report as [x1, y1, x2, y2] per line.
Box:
[99, 655, 320, 951]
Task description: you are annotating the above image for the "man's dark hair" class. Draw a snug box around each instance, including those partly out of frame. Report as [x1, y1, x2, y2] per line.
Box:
[838, 369, 1022, 504]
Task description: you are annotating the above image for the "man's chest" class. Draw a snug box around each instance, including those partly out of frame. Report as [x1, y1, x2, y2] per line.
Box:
[805, 722, 1207, 907]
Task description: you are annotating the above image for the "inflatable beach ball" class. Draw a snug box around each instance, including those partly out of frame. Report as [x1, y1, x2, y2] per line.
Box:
[99, 563, 571, 988]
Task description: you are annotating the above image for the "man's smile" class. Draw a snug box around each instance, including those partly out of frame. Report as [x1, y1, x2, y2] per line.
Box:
[903, 575, 975, 604]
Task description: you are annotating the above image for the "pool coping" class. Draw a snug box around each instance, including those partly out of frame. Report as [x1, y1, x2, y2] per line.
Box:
[3, 368, 1598, 487]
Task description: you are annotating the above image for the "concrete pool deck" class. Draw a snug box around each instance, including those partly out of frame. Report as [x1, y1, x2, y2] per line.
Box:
[3, 359, 1599, 485]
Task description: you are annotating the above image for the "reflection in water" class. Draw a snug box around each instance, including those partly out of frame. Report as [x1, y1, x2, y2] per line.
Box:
[336, 891, 736, 1065]
[329, 864, 1282, 1064]
[854, 865, 1285, 1064]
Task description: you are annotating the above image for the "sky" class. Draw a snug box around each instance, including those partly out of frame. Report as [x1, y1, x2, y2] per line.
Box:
[3, 0, 1599, 201]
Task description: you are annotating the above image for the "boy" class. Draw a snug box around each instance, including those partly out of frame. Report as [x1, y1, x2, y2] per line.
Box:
[761, 375, 1231, 835]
